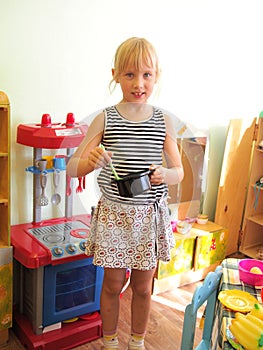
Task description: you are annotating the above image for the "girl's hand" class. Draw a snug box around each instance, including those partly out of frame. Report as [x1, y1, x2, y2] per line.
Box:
[149, 165, 165, 185]
[87, 146, 112, 169]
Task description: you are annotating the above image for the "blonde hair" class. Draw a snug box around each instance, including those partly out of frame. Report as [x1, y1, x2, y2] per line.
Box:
[110, 37, 161, 92]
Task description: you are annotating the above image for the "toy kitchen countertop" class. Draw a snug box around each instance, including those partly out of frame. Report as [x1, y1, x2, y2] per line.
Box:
[11, 214, 91, 268]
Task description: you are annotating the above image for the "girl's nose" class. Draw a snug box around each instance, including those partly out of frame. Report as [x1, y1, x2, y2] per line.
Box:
[133, 76, 143, 88]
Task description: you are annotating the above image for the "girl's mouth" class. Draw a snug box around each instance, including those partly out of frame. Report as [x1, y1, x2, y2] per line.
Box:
[133, 92, 145, 98]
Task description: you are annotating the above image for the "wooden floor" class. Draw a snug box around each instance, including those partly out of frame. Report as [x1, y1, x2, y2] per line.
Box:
[2, 281, 203, 350]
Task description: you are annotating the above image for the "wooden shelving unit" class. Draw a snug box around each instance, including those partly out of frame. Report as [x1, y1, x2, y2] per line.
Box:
[215, 114, 263, 258]
[0, 91, 12, 345]
[240, 117, 263, 258]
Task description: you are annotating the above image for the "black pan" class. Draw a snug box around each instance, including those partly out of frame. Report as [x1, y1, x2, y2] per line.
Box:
[114, 168, 155, 198]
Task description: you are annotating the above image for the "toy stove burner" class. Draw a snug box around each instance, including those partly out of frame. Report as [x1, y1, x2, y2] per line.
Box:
[43, 234, 65, 243]
[28, 221, 89, 259]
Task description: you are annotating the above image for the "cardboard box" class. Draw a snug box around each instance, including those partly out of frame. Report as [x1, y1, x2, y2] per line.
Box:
[153, 222, 228, 293]
[157, 234, 195, 279]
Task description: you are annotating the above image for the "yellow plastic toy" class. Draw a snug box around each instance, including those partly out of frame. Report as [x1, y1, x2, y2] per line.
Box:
[250, 303, 263, 320]
[230, 312, 263, 350]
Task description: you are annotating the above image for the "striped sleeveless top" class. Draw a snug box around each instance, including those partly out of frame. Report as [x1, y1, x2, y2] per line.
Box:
[97, 105, 168, 204]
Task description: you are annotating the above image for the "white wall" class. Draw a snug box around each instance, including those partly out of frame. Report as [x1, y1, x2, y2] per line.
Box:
[1, 0, 263, 224]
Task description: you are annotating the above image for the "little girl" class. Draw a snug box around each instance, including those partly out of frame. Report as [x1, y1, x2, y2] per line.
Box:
[67, 37, 184, 350]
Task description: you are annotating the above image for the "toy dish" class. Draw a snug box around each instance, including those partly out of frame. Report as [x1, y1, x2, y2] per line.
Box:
[196, 214, 208, 225]
[218, 289, 258, 312]
[226, 327, 244, 350]
[176, 221, 192, 234]
[238, 259, 263, 286]
[79, 312, 99, 321]
[62, 317, 79, 323]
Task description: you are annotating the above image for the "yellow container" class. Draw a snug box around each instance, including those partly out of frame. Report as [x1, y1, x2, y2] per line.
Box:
[42, 156, 54, 169]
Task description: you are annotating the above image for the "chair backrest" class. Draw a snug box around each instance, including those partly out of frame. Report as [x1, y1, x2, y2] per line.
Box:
[180, 265, 223, 350]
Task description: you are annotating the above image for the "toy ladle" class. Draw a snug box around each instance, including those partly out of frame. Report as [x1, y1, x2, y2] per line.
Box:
[100, 144, 121, 180]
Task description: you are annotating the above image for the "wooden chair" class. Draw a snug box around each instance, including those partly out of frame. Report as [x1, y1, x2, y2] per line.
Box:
[180, 265, 223, 350]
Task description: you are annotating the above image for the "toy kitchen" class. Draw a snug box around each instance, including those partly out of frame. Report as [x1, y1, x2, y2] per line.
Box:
[11, 113, 104, 350]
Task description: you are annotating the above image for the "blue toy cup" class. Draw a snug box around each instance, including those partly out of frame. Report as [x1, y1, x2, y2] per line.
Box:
[53, 155, 66, 170]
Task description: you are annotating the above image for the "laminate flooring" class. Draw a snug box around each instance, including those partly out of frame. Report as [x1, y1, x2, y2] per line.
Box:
[1, 281, 203, 350]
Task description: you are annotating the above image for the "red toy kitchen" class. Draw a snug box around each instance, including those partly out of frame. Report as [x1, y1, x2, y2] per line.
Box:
[11, 113, 104, 350]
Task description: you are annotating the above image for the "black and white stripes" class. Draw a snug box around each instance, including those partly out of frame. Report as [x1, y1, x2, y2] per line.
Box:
[97, 105, 168, 204]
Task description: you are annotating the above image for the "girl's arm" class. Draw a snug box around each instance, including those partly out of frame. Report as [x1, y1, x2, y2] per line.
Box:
[150, 114, 184, 185]
[66, 112, 112, 177]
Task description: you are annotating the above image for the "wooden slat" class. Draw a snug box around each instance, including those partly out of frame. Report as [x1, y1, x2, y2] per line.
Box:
[215, 118, 256, 255]
[0, 329, 8, 347]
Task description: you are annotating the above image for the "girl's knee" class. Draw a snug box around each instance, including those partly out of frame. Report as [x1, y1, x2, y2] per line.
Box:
[103, 281, 124, 296]
[102, 268, 127, 295]
[130, 283, 152, 297]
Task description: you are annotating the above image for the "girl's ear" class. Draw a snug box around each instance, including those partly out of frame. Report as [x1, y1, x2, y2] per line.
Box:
[112, 68, 119, 83]
[155, 71, 159, 84]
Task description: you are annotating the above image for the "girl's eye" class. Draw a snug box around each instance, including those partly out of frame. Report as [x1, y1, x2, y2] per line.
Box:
[144, 73, 151, 78]
[125, 73, 134, 79]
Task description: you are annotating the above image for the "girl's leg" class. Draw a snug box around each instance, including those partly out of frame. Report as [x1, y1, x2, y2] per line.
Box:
[100, 268, 127, 349]
[128, 268, 156, 349]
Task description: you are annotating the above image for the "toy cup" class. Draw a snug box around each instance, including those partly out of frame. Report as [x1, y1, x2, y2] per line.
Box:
[53, 155, 66, 170]
[35, 159, 47, 172]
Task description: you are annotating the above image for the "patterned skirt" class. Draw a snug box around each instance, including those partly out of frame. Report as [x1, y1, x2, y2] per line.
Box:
[85, 195, 175, 271]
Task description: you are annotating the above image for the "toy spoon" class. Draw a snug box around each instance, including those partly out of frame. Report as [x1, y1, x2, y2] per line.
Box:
[100, 144, 121, 180]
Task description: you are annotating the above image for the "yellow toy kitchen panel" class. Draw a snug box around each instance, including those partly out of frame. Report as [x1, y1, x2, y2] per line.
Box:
[0, 247, 12, 331]
[193, 228, 228, 270]
[157, 234, 196, 279]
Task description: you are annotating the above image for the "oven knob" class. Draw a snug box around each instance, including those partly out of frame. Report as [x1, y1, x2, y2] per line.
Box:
[79, 241, 86, 251]
[66, 244, 77, 254]
[52, 246, 64, 257]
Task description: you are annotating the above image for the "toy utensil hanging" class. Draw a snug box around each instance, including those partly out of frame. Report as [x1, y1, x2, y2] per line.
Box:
[38, 172, 49, 206]
[66, 174, 72, 196]
[51, 170, 61, 205]
[253, 176, 263, 209]
[100, 144, 121, 180]
[76, 177, 83, 193]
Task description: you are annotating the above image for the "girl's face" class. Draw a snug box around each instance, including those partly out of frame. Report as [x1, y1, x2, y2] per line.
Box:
[114, 62, 157, 104]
